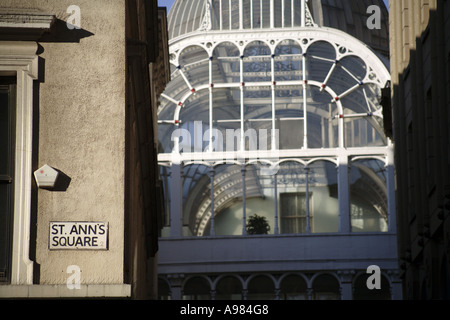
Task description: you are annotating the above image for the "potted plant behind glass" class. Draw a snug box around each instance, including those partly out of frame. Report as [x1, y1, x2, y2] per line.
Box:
[246, 214, 270, 235]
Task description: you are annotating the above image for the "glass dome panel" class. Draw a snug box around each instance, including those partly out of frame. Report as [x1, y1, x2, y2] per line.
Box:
[163, 67, 190, 102]
[212, 42, 241, 84]
[212, 87, 241, 152]
[307, 86, 339, 149]
[179, 45, 210, 89]
[275, 85, 304, 150]
[244, 86, 272, 150]
[275, 40, 302, 82]
[306, 41, 336, 83]
[307, 160, 339, 233]
[160, 90, 210, 154]
[344, 117, 387, 148]
[243, 41, 272, 83]
[338, 55, 367, 82]
[349, 159, 388, 233]
[182, 164, 211, 236]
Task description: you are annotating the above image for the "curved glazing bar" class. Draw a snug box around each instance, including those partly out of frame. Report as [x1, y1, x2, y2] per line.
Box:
[158, 36, 388, 155]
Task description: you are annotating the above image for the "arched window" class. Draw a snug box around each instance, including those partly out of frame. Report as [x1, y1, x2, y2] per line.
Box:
[212, 42, 240, 84]
[279, 274, 308, 300]
[350, 159, 388, 233]
[243, 41, 272, 83]
[247, 275, 276, 300]
[353, 272, 391, 300]
[215, 276, 243, 300]
[158, 278, 171, 300]
[179, 45, 210, 89]
[274, 40, 302, 81]
[312, 274, 340, 300]
[183, 277, 211, 300]
[205, 164, 244, 236]
[182, 164, 212, 236]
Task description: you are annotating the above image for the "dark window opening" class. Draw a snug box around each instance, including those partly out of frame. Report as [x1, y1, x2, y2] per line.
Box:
[0, 77, 16, 284]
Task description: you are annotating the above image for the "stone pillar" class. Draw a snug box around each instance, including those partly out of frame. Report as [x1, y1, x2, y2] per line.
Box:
[168, 274, 185, 300]
[338, 270, 355, 300]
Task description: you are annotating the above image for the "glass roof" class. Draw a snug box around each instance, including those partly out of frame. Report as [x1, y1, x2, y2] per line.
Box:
[168, 0, 389, 56]
[158, 0, 392, 166]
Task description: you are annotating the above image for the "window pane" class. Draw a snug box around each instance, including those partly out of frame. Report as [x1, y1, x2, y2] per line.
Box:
[247, 275, 275, 300]
[275, 86, 304, 150]
[280, 192, 310, 234]
[280, 275, 308, 300]
[312, 274, 340, 300]
[0, 89, 10, 173]
[350, 159, 388, 232]
[307, 86, 339, 149]
[210, 165, 244, 236]
[306, 41, 336, 83]
[182, 164, 211, 236]
[213, 42, 240, 84]
[216, 276, 243, 300]
[183, 277, 211, 300]
[308, 161, 339, 233]
[274, 40, 302, 81]
[0, 84, 14, 283]
[179, 45, 210, 89]
[0, 184, 12, 281]
[243, 41, 272, 83]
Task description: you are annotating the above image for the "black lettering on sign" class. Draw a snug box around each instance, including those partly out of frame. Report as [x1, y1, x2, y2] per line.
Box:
[49, 222, 108, 250]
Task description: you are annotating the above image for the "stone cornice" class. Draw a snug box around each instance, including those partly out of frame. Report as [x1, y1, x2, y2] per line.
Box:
[0, 8, 55, 41]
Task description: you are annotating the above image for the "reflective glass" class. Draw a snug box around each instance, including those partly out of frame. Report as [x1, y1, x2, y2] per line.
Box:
[216, 276, 243, 300]
[280, 275, 308, 300]
[183, 277, 211, 300]
[212, 87, 241, 152]
[205, 164, 244, 236]
[182, 164, 211, 236]
[306, 41, 336, 83]
[274, 40, 302, 81]
[180, 46, 210, 89]
[0, 90, 9, 173]
[247, 275, 276, 300]
[350, 159, 388, 232]
[213, 42, 240, 84]
[243, 41, 272, 83]
[275, 85, 303, 150]
[307, 86, 339, 149]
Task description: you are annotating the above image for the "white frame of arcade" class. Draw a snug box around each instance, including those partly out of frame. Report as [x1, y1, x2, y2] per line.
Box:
[157, 0, 401, 300]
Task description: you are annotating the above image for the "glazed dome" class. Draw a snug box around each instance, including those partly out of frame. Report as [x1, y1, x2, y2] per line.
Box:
[168, 0, 389, 56]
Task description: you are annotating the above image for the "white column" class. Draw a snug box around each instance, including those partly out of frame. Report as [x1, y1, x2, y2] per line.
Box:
[386, 146, 397, 233]
[242, 165, 247, 235]
[301, 0, 306, 27]
[305, 167, 311, 233]
[274, 173, 279, 235]
[338, 155, 351, 233]
[209, 167, 216, 236]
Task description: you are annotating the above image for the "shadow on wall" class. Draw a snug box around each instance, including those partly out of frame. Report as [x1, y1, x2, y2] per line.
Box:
[391, 5, 450, 300]
[39, 19, 94, 43]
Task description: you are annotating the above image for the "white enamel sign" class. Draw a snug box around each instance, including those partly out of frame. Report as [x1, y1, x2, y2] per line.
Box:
[49, 222, 108, 250]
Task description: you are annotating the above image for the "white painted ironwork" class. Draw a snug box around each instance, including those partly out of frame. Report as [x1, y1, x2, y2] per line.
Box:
[158, 0, 394, 240]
